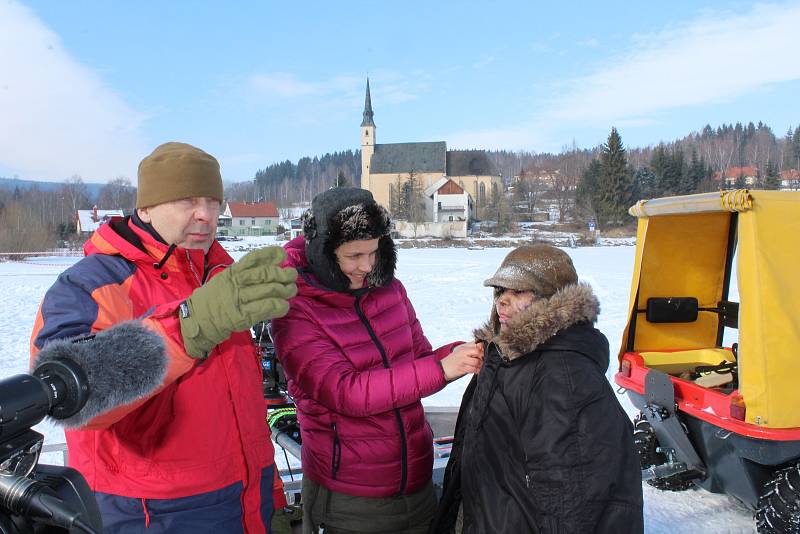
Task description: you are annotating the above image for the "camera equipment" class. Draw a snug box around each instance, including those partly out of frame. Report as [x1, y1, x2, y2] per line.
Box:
[252, 321, 289, 404]
[0, 360, 102, 533]
[252, 322, 301, 448]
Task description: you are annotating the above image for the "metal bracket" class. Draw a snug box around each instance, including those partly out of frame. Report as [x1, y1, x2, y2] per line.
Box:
[642, 369, 706, 477]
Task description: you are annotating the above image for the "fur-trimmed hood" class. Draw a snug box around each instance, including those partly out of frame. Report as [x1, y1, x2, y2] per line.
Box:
[302, 187, 396, 292]
[473, 283, 600, 360]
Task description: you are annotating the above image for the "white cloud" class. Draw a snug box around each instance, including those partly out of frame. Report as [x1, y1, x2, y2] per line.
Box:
[246, 70, 423, 107]
[249, 73, 321, 98]
[548, 2, 800, 123]
[443, 2, 800, 152]
[0, 1, 147, 182]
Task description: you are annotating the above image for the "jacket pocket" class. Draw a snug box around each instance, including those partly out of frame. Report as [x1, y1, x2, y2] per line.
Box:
[526, 468, 569, 517]
[330, 422, 341, 480]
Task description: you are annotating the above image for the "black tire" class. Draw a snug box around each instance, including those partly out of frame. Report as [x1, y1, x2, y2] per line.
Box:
[646, 473, 696, 492]
[756, 463, 800, 533]
[634, 412, 694, 492]
[633, 413, 665, 469]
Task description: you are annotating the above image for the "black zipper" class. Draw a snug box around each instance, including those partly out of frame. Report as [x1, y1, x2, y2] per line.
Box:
[354, 294, 408, 496]
[331, 422, 341, 479]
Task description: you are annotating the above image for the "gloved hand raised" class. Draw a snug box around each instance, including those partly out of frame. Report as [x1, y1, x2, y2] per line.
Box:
[179, 247, 297, 359]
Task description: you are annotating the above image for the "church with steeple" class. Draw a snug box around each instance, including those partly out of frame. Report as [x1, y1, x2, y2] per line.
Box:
[359, 79, 501, 226]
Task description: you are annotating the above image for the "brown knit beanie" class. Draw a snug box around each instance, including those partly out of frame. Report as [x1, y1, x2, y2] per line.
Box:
[136, 142, 224, 208]
[484, 244, 578, 297]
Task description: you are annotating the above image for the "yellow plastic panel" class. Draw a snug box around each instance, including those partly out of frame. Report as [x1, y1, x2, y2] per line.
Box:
[630, 212, 732, 352]
[640, 348, 735, 375]
[738, 191, 800, 428]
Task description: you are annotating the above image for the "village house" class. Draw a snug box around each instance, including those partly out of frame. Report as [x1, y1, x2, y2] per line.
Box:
[76, 206, 124, 234]
[716, 166, 758, 187]
[780, 169, 800, 190]
[221, 201, 279, 236]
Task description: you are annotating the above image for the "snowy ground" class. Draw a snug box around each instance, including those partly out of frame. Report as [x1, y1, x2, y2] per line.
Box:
[0, 240, 755, 532]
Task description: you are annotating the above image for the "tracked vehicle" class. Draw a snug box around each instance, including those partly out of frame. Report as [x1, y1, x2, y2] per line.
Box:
[614, 189, 800, 533]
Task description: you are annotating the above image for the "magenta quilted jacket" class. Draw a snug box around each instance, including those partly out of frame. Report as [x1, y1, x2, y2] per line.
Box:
[271, 237, 457, 497]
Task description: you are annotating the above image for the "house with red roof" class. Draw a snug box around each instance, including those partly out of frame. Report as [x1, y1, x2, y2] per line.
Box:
[221, 201, 279, 236]
[714, 166, 759, 187]
[781, 169, 800, 190]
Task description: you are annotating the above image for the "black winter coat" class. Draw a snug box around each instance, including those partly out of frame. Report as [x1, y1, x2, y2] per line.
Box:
[430, 284, 643, 534]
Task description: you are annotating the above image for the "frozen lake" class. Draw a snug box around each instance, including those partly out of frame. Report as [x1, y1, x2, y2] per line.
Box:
[0, 242, 754, 532]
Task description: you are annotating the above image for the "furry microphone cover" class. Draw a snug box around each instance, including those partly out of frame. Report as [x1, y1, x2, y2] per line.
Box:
[33, 321, 168, 428]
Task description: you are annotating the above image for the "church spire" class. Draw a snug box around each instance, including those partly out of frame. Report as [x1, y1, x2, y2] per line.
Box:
[361, 78, 375, 127]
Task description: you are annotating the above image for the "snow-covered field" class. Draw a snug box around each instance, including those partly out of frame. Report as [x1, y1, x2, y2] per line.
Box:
[0, 240, 755, 532]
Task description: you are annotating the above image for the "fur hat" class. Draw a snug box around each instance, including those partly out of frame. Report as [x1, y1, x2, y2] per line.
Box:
[302, 187, 396, 292]
[136, 142, 224, 208]
[484, 244, 578, 297]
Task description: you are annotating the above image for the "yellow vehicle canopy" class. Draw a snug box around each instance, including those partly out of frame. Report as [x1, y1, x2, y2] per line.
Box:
[621, 190, 800, 428]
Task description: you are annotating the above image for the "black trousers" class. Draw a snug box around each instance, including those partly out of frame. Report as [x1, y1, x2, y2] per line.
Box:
[302, 477, 436, 534]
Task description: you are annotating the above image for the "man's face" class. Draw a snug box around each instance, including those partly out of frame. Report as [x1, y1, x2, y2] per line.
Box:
[137, 197, 220, 252]
[495, 288, 537, 330]
[334, 238, 380, 290]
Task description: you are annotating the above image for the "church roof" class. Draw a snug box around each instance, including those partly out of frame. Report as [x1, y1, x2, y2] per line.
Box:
[446, 150, 497, 176]
[370, 142, 446, 174]
[361, 78, 375, 127]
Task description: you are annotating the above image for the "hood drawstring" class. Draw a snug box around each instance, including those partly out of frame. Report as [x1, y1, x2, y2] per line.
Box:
[153, 243, 177, 270]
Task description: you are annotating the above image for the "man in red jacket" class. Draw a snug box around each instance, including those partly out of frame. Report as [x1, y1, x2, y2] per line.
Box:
[30, 142, 297, 533]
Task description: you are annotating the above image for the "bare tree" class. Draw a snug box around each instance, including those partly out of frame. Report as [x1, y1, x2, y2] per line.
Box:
[61, 175, 91, 214]
[97, 177, 136, 211]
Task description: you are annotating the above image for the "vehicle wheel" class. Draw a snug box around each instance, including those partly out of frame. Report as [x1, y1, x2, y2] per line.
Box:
[756, 463, 800, 533]
[633, 413, 665, 469]
[634, 413, 694, 491]
[646, 473, 696, 492]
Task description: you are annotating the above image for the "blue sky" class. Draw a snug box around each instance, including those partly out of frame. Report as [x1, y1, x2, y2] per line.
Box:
[1, 1, 799, 183]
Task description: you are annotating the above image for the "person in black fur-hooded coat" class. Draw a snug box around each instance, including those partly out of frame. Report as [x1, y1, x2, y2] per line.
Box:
[430, 245, 643, 534]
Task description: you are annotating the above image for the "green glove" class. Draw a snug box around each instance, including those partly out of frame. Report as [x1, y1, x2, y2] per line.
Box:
[179, 246, 297, 359]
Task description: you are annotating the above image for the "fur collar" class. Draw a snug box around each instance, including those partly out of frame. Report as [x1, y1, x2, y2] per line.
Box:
[473, 283, 600, 360]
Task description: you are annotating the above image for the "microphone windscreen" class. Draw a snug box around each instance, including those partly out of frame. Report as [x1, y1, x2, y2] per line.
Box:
[34, 321, 168, 428]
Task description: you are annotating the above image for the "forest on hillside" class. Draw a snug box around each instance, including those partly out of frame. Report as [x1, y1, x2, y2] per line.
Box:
[226, 122, 800, 211]
[1, 122, 799, 252]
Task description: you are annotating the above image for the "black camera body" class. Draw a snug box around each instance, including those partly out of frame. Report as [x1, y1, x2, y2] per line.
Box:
[0, 464, 101, 534]
[0, 364, 102, 533]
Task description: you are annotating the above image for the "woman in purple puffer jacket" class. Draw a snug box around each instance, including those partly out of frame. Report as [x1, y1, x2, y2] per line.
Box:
[271, 187, 483, 534]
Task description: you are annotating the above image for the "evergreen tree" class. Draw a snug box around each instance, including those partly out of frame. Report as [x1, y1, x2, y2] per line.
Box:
[597, 128, 633, 228]
[632, 167, 658, 201]
[794, 126, 800, 169]
[764, 160, 781, 190]
[334, 170, 349, 188]
[659, 149, 684, 195]
[681, 150, 704, 194]
[576, 159, 602, 225]
[649, 145, 670, 196]
[734, 173, 747, 189]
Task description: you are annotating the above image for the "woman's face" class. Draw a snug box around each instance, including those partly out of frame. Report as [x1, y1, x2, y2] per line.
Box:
[495, 288, 537, 329]
[334, 238, 380, 290]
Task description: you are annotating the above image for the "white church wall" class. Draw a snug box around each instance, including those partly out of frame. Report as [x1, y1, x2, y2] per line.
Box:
[394, 220, 467, 239]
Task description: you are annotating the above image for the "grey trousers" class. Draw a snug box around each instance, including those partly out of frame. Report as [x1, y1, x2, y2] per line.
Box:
[301, 477, 436, 534]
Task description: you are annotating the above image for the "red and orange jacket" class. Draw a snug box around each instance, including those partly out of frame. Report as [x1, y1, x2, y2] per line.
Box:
[30, 217, 284, 533]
